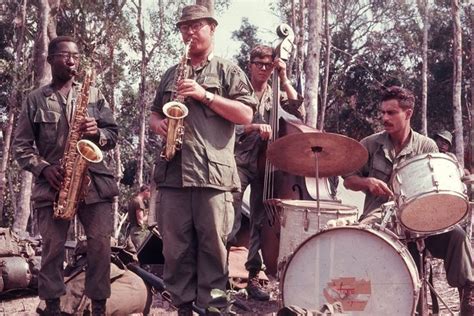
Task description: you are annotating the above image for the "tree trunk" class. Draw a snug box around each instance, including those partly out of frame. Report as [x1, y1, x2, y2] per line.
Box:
[14, 0, 56, 232]
[0, 0, 28, 217]
[470, 1, 474, 173]
[296, 0, 305, 95]
[13, 171, 33, 232]
[304, 0, 322, 128]
[452, 0, 464, 167]
[136, 0, 146, 187]
[196, 0, 214, 15]
[107, 38, 123, 235]
[418, 0, 429, 136]
[287, 0, 297, 79]
[318, 0, 331, 130]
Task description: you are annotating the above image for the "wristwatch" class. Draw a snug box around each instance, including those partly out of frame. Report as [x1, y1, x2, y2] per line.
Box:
[203, 91, 215, 106]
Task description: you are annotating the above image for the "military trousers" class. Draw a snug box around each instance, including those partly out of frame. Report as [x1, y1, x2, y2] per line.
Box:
[37, 202, 112, 300]
[407, 226, 474, 288]
[229, 169, 266, 272]
[361, 210, 474, 288]
[157, 187, 234, 308]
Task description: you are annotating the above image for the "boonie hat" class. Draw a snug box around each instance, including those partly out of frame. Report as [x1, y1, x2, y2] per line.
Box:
[176, 5, 218, 27]
[435, 130, 453, 146]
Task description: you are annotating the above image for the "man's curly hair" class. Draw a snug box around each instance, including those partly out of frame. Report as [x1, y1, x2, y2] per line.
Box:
[381, 86, 415, 110]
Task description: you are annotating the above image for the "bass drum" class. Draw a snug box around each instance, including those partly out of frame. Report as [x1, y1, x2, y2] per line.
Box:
[281, 226, 420, 315]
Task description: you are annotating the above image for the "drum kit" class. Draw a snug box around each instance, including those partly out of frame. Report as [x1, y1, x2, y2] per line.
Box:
[266, 131, 470, 315]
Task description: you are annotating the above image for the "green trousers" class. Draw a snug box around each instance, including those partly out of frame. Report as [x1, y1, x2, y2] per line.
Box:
[157, 187, 234, 308]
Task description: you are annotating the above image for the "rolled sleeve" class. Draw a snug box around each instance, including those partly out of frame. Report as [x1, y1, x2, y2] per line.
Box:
[280, 92, 305, 120]
[226, 65, 257, 112]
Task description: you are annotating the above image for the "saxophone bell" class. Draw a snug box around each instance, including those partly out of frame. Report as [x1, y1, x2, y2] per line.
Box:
[77, 139, 103, 163]
[161, 101, 188, 161]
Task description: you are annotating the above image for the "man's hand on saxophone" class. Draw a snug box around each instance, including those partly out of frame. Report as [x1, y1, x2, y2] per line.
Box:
[81, 116, 99, 137]
[177, 78, 206, 102]
[41, 165, 63, 191]
[149, 112, 168, 138]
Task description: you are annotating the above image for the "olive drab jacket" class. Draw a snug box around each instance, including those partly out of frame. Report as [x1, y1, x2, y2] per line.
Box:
[152, 54, 257, 192]
[13, 82, 119, 208]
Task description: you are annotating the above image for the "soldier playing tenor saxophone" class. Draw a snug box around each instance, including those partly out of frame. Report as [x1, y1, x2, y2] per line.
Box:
[13, 36, 119, 316]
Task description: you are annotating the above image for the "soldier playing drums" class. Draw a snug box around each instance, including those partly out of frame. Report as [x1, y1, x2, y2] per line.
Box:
[343, 86, 474, 314]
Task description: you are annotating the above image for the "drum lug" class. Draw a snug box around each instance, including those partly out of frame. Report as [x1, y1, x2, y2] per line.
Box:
[281, 212, 286, 227]
[304, 209, 309, 231]
[431, 174, 440, 191]
[427, 155, 434, 171]
[396, 173, 402, 185]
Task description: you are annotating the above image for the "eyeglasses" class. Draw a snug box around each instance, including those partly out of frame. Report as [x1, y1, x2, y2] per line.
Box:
[178, 21, 208, 33]
[251, 61, 273, 70]
[50, 52, 81, 61]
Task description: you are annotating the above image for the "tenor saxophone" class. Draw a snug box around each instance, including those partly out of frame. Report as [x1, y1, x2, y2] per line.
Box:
[53, 69, 103, 220]
[160, 41, 191, 161]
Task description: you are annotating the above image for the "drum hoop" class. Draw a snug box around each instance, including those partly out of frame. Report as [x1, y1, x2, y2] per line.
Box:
[393, 153, 459, 172]
[280, 226, 420, 313]
[397, 190, 468, 206]
[280, 200, 358, 211]
[396, 192, 468, 234]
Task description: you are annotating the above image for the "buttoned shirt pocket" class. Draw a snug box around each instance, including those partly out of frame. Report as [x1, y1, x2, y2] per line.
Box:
[153, 160, 168, 184]
[31, 178, 57, 204]
[371, 155, 392, 184]
[33, 109, 61, 145]
[89, 169, 119, 200]
[207, 149, 234, 187]
[198, 76, 222, 118]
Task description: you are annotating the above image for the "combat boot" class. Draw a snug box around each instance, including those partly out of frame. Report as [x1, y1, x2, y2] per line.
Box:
[246, 270, 270, 301]
[44, 298, 61, 316]
[461, 282, 474, 315]
[177, 302, 193, 316]
[91, 299, 106, 316]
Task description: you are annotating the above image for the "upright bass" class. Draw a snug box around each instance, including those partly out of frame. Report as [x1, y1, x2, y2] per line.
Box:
[260, 24, 329, 275]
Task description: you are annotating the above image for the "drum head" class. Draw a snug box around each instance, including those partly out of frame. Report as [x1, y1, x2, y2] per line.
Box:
[282, 227, 419, 315]
[400, 193, 468, 233]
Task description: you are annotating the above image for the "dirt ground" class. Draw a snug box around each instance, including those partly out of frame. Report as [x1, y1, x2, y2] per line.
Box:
[0, 259, 462, 316]
[1, 221, 470, 316]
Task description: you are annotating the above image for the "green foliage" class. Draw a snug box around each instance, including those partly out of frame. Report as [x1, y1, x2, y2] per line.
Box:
[231, 18, 262, 73]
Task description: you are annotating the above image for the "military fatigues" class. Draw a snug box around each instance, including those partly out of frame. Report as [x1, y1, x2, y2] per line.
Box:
[348, 130, 474, 288]
[228, 84, 304, 272]
[127, 195, 148, 249]
[152, 54, 257, 308]
[13, 82, 119, 300]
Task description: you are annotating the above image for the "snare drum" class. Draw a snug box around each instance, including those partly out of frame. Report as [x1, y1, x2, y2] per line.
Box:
[392, 153, 469, 234]
[281, 226, 420, 315]
[278, 200, 358, 265]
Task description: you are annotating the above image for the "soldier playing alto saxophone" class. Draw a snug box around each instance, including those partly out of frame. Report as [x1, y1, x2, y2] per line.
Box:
[13, 36, 119, 316]
[149, 5, 257, 315]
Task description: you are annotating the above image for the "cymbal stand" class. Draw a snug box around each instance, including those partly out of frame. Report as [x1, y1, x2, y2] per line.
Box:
[312, 146, 323, 229]
[415, 238, 454, 316]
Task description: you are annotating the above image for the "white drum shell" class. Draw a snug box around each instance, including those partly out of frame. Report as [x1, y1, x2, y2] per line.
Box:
[392, 153, 468, 234]
[282, 226, 420, 315]
[278, 200, 358, 265]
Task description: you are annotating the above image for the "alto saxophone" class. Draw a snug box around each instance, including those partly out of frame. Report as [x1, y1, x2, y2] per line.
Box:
[160, 40, 191, 161]
[53, 69, 103, 220]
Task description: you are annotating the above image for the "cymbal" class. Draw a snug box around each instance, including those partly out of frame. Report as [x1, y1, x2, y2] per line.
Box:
[266, 132, 368, 177]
